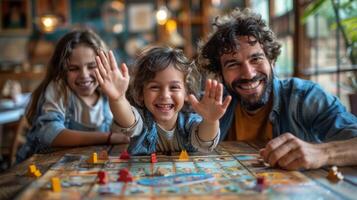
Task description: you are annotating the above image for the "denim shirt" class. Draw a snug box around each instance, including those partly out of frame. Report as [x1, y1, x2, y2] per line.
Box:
[16, 90, 112, 162]
[220, 77, 357, 142]
[128, 108, 203, 155]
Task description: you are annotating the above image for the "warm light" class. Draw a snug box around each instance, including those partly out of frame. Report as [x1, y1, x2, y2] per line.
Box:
[39, 14, 59, 33]
[212, 0, 221, 7]
[156, 6, 169, 25]
[165, 19, 177, 33]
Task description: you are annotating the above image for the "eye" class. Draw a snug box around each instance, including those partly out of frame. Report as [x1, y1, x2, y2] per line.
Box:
[251, 57, 263, 64]
[88, 64, 97, 69]
[148, 85, 160, 91]
[67, 66, 79, 71]
[170, 84, 182, 91]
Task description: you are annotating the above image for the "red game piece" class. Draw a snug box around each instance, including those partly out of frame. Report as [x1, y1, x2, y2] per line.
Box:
[120, 150, 130, 160]
[97, 171, 108, 184]
[151, 153, 158, 163]
[255, 176, 266, 192]
[118, 168, 133, 182]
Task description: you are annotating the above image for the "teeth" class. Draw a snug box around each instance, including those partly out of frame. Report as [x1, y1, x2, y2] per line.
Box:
[239, 81, 260, 90]
[77, 81, 92, 87]
[156, 104, 173, 109]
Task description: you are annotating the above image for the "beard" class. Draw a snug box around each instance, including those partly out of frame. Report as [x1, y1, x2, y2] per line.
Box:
[227, 74, 272, 112]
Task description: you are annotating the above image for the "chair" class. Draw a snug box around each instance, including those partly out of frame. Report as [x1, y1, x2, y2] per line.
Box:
[9, 116, 29, 166]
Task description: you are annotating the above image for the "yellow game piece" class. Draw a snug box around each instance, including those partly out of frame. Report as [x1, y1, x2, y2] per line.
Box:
[179, 150, 189, 161]
[27, 164, 41, 177]
[28, 164, 37, 174]
[87, 152, 98, 163]
[34, 170, 42, 178]
[51, 177, 62, 192]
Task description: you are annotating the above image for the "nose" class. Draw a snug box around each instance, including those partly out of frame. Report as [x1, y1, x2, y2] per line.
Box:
[159, 88, 170, 99]
[240, 62, 256, 79]
[80, 67, 90, 77]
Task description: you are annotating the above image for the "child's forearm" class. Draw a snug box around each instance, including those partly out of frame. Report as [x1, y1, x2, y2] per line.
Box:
[197, 120, 219, 141]
[109, 97, 136, 128]
[51, 129, 109, 147]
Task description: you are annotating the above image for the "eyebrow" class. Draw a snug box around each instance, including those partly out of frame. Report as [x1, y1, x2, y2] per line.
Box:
[222, 52, 265, 67]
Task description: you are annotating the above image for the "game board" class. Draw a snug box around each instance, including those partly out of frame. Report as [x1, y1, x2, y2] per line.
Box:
[17, 143, 345, 200]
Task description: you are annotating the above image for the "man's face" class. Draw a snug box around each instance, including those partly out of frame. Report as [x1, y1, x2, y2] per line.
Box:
[220, 36, 273, 111]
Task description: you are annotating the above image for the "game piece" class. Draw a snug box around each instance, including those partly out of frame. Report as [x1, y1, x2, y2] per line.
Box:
[327, 166, 344, 182]
[151, 153, 158, 163]
[98, 150, 109, 160]
[27, 164, 41, 178]
[118, 168, 133, 182]
[119, 150, 130, 160]
[179, 150, 189, 161]
[87, 152, 98, 164]
[255, 176, 267, 192]
[98, 171, 109, 184]
[51, 177, 61, 192]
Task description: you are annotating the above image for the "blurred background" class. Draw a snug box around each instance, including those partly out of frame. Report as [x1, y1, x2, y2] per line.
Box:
[0, 0, 356, 169]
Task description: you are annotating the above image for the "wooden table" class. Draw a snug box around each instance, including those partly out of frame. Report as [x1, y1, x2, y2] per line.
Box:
[0, 142, 356, 200]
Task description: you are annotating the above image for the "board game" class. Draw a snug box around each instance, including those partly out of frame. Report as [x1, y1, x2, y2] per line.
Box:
[16, 143, 345, 200]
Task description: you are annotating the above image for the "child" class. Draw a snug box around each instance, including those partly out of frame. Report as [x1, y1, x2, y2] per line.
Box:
[16, 30, 129, 162]
[95, 46, 231, 155]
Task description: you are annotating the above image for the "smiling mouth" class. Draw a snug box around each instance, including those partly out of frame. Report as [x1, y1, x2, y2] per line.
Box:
[76, 80, 95, 88]
[155, 104, 174, 111]
[237, 80, 262, 90]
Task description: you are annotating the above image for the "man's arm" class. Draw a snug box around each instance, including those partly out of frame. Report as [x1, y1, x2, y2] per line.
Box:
[260, 133, 357, 170]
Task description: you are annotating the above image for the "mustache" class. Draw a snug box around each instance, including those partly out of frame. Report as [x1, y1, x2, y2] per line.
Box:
[231, 75, 265, 88]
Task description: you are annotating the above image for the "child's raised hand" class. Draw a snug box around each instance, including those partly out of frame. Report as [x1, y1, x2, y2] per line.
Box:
[95, 50, 130, 101]
[188, 79, 231, 123]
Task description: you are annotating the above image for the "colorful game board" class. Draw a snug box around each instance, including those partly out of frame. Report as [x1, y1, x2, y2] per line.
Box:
[17, 144, 345, 200]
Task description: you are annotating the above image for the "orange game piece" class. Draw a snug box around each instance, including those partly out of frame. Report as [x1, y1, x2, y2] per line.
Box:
[118, 168, 133, 182]
[51, 177, 61, 192]
[87, 152, 98, 164]
[27, 164, 41, 178]
[151, 153, 158, 163]
[98, 150, 109, 160]
[120, 150, 130, 160]
[98, 171, 109, 184]
[179, 150, 189, 161]
[327, 166, 344, 182]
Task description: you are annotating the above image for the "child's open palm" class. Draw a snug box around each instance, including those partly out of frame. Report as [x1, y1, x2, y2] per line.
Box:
[188, 79, 231, 123]
[95, 50, 130, 101]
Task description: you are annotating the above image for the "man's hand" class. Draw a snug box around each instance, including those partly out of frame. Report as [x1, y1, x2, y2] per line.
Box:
[259, 133, 328, 170]
[188, 79, 231, 123]
[95, 50, 130, 101]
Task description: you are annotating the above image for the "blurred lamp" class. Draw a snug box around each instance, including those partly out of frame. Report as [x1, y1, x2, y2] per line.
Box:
[156, 6, 169, 25]
[39, 14, 59, 33]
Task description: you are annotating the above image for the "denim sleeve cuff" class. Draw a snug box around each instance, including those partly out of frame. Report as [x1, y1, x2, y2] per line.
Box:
[111, 106, 143, 137]
[191, 125, 220, 152]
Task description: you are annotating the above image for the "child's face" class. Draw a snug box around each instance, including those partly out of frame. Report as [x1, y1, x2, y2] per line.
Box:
[143, 65, 187, 130]
[66, 45, 99, 99]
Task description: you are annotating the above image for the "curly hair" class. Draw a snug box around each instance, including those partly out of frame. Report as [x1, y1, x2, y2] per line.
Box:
[129, 46, 201, 108]
[197, 8, 281, 74]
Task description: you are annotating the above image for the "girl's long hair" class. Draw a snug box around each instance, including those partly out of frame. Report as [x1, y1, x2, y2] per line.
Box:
[26, 29, 107, 124]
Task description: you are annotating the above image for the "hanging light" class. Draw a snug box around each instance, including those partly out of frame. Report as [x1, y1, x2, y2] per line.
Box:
[156, 6, 169, 25]
[38, 14, 60, 33]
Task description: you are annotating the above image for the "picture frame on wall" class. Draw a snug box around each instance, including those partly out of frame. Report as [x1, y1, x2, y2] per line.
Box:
[128, 3, 154, 32]
[0, 0, 32, 35]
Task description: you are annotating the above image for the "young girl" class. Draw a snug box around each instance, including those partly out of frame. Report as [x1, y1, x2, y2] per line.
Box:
[16, 30, 129, 162]
[95, 46, 231, 155]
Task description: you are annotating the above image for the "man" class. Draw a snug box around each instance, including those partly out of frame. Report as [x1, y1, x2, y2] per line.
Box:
[198, 8, 357, 170]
